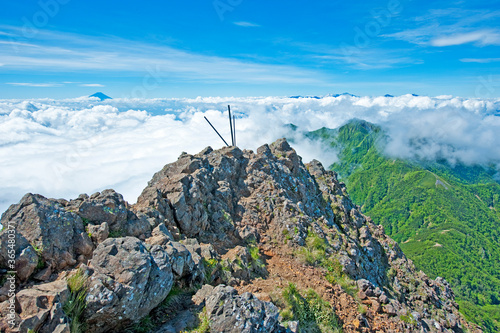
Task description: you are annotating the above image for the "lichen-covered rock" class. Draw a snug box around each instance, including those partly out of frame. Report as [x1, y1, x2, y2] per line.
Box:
[15, 280, 70, 333]
[163, 241, 195, 279]
[87, 222, 109, 244]
[0, 194, 93, 280]
[84, 237, 173, 333]
[0, 231, 38, 282]
[146, 224, 173, 246]
[145, 230, 205, 286]
[201, 285, 281, 333]
[135, 187, 179, 238]
[67, 190, 152, 239]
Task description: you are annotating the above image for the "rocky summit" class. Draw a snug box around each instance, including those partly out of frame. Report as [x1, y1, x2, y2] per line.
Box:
[0, 139, 482, 333]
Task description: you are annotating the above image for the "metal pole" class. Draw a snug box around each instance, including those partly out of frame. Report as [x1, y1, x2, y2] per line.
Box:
[204, 116, 229, 147]
[233, 114, 236, 147]
[228, 105, 234, 146]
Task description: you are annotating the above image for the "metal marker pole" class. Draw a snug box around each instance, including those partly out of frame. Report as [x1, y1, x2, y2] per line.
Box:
[233, 114, 236, 147]
[228, 105, 234, 146]
[204, 116, 229, 147]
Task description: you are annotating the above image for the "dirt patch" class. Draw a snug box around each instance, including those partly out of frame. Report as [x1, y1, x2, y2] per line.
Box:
[235, 246, 406, 333]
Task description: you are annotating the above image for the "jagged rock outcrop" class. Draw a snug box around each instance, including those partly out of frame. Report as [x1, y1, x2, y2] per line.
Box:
[0, 280, 70, 333]
[194, 284, 282, 333]
[0, 194, 93, 281]
[132, 138, 473, 332]
[83, 237, 174, 332]
[67, 190, 153, 239]
[0, 138, 481, 333]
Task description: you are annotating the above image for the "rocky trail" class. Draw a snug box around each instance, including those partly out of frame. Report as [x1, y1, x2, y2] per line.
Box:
[237, 248, 366, 332]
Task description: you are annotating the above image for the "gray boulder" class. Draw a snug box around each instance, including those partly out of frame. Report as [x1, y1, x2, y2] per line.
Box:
[0, 194, 93, 280]
[203, 285, 281, 333]
[145, 224, 174, 246]
[68, 190, 151, 239]
[84, 237, 173, 333]
[164, 241, 195, 279]
[0, 231, 38, 282]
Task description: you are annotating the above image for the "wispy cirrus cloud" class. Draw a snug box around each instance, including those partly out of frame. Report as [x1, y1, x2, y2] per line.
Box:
[460, 57, 500, 63]
[318, 49, 422, 70]
[0, 40, 40, 47]
[6, 82, 63, 87]
[431, 30, 500, 47]
[384, 9, 500, 47]
[233, 21, 260, 27]
[80, 83, 105, 87]
[289, 40, 421, 70]
[0, 25, 322, 86]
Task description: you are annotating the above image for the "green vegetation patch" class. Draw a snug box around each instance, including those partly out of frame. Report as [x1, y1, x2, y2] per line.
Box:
[64, 269, 89, 333]
[281, 283, 342, 333]
[182, 306, 210, 333]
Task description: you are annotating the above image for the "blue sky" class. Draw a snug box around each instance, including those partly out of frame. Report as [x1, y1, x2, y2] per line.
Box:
[1, 0, 500, 98]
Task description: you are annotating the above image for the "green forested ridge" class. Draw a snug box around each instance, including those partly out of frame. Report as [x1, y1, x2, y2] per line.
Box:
[307, 119, 500, 332]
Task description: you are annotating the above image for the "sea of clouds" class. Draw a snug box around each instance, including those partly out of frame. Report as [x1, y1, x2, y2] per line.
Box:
[1, 94, 499, 215]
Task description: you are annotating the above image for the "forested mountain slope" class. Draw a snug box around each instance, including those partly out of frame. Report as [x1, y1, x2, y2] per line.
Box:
[308, 119, 500, 332]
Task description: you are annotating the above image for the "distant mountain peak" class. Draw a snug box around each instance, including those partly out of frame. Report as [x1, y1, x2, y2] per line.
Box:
[327, 92, 358, 98]
[342, 118, 380, 133]
[89, 92, 112, 101]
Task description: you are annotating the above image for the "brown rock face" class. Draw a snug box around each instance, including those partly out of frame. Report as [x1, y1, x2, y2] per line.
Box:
[15, 280, 70, 333]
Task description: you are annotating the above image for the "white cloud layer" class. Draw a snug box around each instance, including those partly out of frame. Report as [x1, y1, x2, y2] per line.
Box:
[0, 94, 499, 215]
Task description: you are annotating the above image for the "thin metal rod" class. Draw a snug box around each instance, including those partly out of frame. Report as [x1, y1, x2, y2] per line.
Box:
[228, 105, 234, 146]
[232, 114, 236, 147]
[204, 116, 229, 147]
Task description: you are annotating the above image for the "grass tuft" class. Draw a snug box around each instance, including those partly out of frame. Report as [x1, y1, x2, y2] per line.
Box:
[248, 245, 265, 270]
[182, 306, 210, 333]
[281, 283, 342, 333]
[64, 269, 89, 333]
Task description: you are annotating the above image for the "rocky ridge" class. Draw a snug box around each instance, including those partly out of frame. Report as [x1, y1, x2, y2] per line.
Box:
[0, 139, 481, 332]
